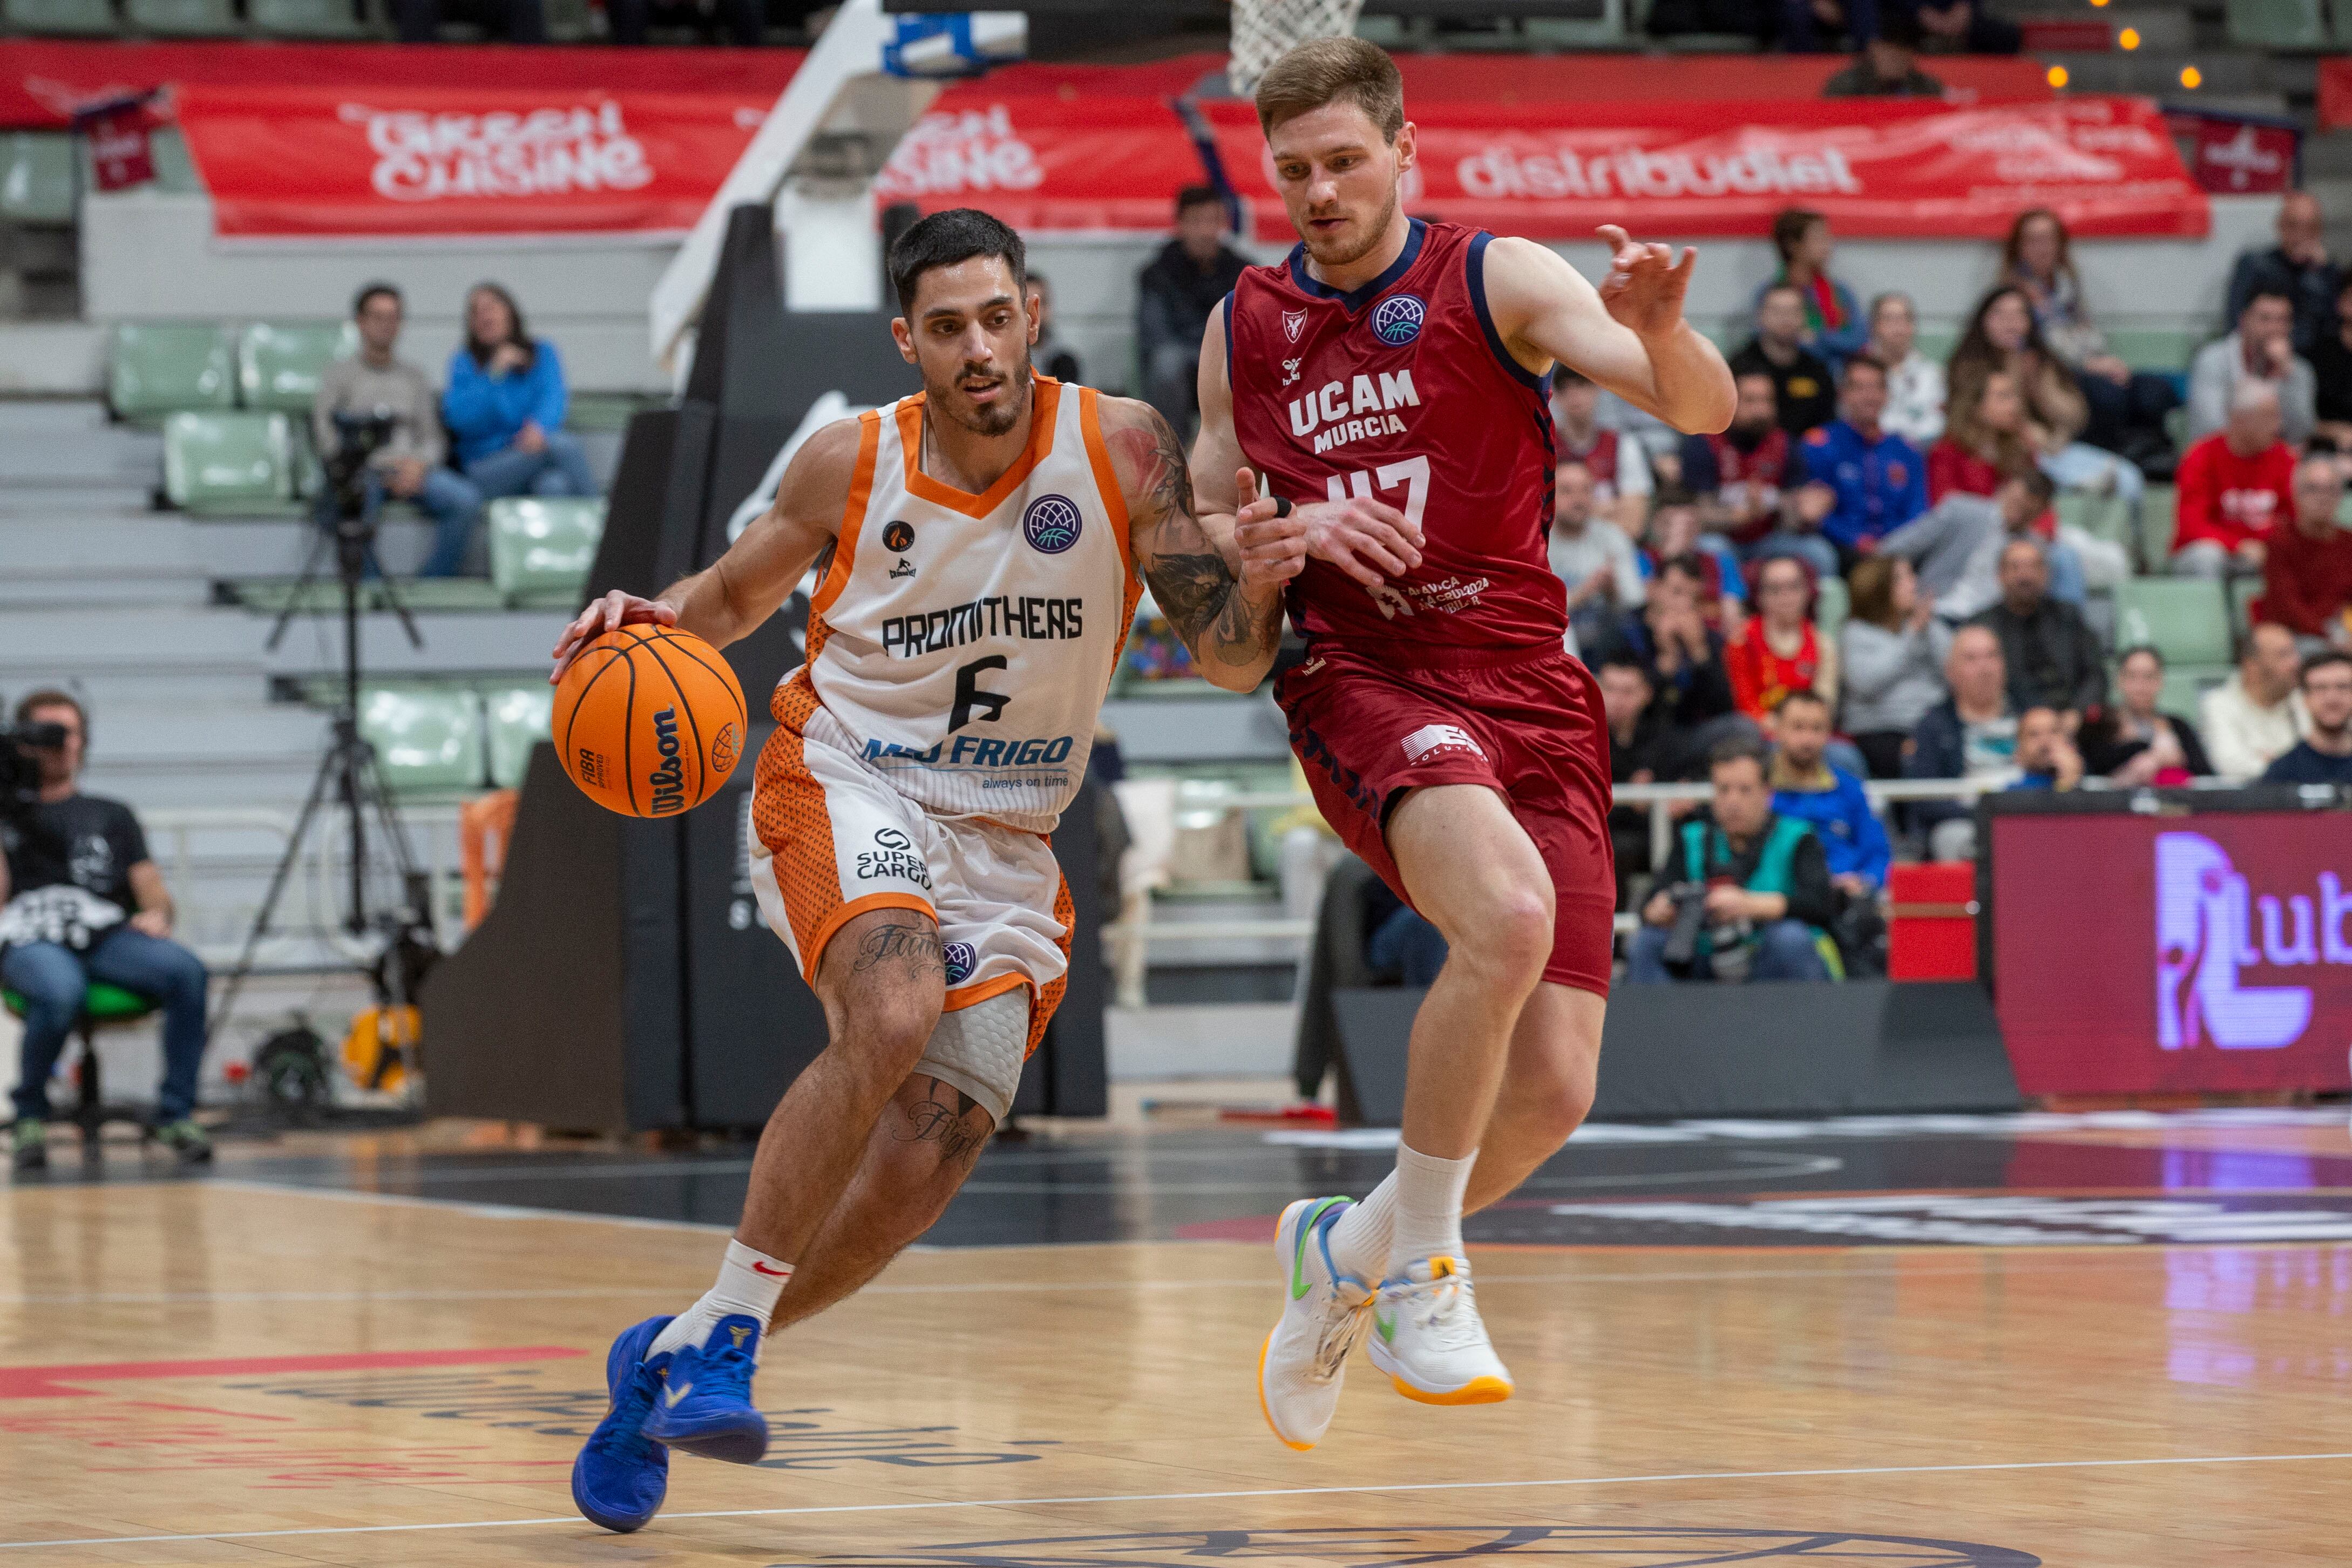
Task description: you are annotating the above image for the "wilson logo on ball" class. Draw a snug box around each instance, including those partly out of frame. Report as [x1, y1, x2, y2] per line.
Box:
[648, 708, 686, 815]
[1021, 494, 1083, 554]
[1369, 293, 1425, 347]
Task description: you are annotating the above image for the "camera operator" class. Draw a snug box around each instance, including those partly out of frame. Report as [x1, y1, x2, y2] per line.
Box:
[0, 693, 211, 1169]
[314, 282, 483, 579]
[1626, 735, 1839, 984]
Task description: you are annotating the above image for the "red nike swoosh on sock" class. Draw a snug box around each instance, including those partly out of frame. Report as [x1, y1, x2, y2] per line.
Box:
[750, 1261, 790, 1277]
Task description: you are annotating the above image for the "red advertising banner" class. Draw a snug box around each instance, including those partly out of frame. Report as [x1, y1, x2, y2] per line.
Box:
[2323, 58, 2352, 132]
[0, 40, 803, 130]
[1991, 810, 2352, 1096]
[2166, 110, 2297, 195]
[1203, 94, 2208, 244]
[873, 83, 1203, 234]
[172, 84, 774, 238]
[83, 103, 154, 192]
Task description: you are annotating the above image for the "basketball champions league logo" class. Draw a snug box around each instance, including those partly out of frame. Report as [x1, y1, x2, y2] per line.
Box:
[2154, 831, 2322, 1051]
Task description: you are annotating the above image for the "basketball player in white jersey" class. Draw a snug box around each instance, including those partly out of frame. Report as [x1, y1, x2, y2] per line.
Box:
[551, 209, 1307, 1535]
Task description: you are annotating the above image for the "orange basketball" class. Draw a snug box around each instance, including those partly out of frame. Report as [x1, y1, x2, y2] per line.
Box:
[554, 625, 748, 818]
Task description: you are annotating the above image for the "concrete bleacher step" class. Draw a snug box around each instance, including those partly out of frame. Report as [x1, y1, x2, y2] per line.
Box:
[257, 609, 575, 682]
[0, 485, 159, 515]
[0, 605, 264, 671]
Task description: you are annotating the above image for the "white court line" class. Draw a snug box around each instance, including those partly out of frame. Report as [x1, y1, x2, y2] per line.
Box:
[5, 1450, 2348, 1551]
[196, 1179, 736, 1234]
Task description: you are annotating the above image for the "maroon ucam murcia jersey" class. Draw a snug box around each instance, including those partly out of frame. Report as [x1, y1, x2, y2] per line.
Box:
[1225, 218, 1565, 661]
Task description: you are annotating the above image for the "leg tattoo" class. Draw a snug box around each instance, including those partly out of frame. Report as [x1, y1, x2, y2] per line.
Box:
[851, 921, 945, 980]
[892, 1075, 992, 1173]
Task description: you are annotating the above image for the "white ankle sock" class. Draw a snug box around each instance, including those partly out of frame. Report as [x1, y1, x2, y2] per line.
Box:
[648, 1239, 792, 1361]
[1386, 1142, 1476, 1273]
[1325, 1174, 1398, 1285]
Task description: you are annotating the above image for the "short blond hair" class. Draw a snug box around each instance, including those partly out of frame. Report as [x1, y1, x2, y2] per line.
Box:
[1253, 36, 1405, 140]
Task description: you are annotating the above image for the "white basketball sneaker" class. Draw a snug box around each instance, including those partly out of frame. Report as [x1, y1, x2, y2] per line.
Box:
[1366, 1254, 1513, 1406]
[1258, 1196, 1373, 1450]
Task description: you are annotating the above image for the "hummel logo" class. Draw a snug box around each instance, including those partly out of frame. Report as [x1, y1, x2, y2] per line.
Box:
[1282, 356, 1303, 387]
[664, 1381, 693, 1407]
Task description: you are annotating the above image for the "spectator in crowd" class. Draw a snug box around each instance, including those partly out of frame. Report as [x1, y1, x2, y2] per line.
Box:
[1760, 209, 1868, 371]
[2312, 274, 2352, 456]
[1136, 186, 1248, 432]
[395, 0, 544, 42]
[605, 0, 763, 44]
[2226, 190, 2340, 358]
[1615, 554, 1747, 751]
[1792, 356, 1928, 561]
[1025, 272, 1083, 384]
[314, 283, 482, 580]
[1731, 284, 1838, 437]
[1769, 688, 1891, 895]
[0, 691, 211, 1170]
[2006, 705, 2084, 792]
[1914, 0, 2021, 53]
[1868, 291, 1946, 447]
[1949, 284, 2143, 505]
[1551, 459, 1645, 655]
[1841, 555, 1949, 778]
[1881, 468, 2085, 619]
[1628, 737, 1837, 984]
[442, 284, 597, 526]
[2188, 287, 2317, 449]
[2001, 208, 2180, 467]
[2171, 380, 2295, 579]
[2200, 621, 2309, 781]
[1906, 623, 2017, 861]
[1928, 367, 2034, 504]
[1639, 491, 1748, 622]
[2252, 456, 2352, 647]
[1970, 537, 2103, 721]
[2262, 650, 2352, 785]
[1646, 0, 1771, 42]
[1728, 555, 1840, 729]
[2079, 646, 2214, 786]
[1679, 371, 1816, 567]
[1821, 9, 1946, 96]
[1599, 655, 1678, 906]
[1552, 369, 1652, 534]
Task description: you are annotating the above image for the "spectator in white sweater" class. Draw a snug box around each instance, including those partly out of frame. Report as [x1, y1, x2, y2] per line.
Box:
[2199, 622, 2310, 780]
[1867, 291, 1946, 449]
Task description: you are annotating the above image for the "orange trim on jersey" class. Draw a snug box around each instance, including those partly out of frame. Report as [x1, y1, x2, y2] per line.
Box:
[942, 970, 1032, 1014]
[810, 410, 882, 619]
[893, 379, 1064, 519]
[1026, 872, 1077, 1058]
[801, 891, 937, 985]
[1077, 385, 1134, 578]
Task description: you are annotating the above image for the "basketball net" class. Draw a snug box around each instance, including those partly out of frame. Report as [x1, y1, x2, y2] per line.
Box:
[1226, 0, 1367, 96]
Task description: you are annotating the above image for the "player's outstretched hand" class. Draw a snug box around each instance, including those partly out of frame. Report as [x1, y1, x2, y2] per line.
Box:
[1293, 485, 1422, 591]
[551, 590, 677, 683]
[1596, 223, 1697, 342]
[1232, 467, 1310, 594]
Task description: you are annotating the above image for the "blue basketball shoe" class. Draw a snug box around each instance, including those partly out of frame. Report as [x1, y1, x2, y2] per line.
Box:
[571, 1315, 673, 1533]
[640, 1313, 769, 1464]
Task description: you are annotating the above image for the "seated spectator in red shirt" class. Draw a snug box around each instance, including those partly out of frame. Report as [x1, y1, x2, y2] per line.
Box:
[1728, 555, 1839, 728]
[1928, 367, 2036, 504]
[2252, 454, 2352, 645]
[2171, 381, 2295, 579]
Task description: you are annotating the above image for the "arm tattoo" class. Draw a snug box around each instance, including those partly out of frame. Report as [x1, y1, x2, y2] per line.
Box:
[894, 1075, 991, 1170]
[1123, 406, 1272, 673]
[851, 921, 944, 978]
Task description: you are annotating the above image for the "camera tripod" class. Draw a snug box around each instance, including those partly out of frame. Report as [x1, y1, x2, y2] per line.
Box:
[208, 486, 433, 1112]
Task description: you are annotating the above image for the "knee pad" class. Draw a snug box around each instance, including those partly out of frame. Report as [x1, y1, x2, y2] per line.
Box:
[912, 988, 1030, 1126]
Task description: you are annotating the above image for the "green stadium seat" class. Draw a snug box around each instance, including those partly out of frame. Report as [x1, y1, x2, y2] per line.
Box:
[238, 322, 355, 413]
[2160, 667, 2221, 722]
[1814, 573, 1848, 647]
[2056, 489, 2132, 551]
[162, 411, 296, 514]
[111, 323, 236, 422]
[358, 685, 486, 793]
[1912, 328, 1958, 363]
[124, 0, 238, 33]
[248, 0, 372, 35]
[2139, 485, 2177, 573]
[543, 0, 591, 39]
[1, 0, 118, 33]
[0, 133, 74, 225]
[2226, 0, 2326, 49]
[489, 496, 604, 608]
[2101, 328, 2205, 374]
[2114, 578, 2234, 670]
[483, 685, 555, 789]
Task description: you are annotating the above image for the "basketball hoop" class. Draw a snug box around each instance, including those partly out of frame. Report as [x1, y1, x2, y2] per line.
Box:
[1226, 0, 1367, 97]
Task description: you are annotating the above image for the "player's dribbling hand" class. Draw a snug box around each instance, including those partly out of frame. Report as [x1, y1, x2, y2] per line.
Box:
[1596, 224, 1697, 342]
[1231, 467, 1310, 594]
[1290, 486, 1423, 591]
[550, 590, 678, 683]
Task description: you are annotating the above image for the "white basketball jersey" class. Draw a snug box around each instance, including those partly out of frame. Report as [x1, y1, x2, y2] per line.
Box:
[784, 378, 1140, 834]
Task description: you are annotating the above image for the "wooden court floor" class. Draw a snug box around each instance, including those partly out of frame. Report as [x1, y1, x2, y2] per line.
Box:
[0, 1134, 2347, 1566]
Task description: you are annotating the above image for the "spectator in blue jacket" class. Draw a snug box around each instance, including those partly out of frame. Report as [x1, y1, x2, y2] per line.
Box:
[1758, 209, 1869, 372]
[442, 283, 598, 521]
[1793, 355, 1928, 561]
[1768, 689, 1890, 895]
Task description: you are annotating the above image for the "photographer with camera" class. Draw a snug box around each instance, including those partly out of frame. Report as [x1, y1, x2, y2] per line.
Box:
[0, 693, 211, 1170]
[1625, 735, 1839, 984]
[314, 283, 484, 579]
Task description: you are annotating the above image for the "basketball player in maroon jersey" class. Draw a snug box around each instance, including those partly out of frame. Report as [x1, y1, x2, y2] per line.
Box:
[1195, 38, 1735, 1441]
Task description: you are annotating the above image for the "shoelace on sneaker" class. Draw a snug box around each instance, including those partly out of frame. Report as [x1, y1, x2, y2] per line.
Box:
[695, 1340, 757, 1394]
[1388, 1270, 1485, 1349]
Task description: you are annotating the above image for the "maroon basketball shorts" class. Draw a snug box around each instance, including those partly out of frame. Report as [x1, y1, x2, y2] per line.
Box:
[1274, 641, 1617, 996]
